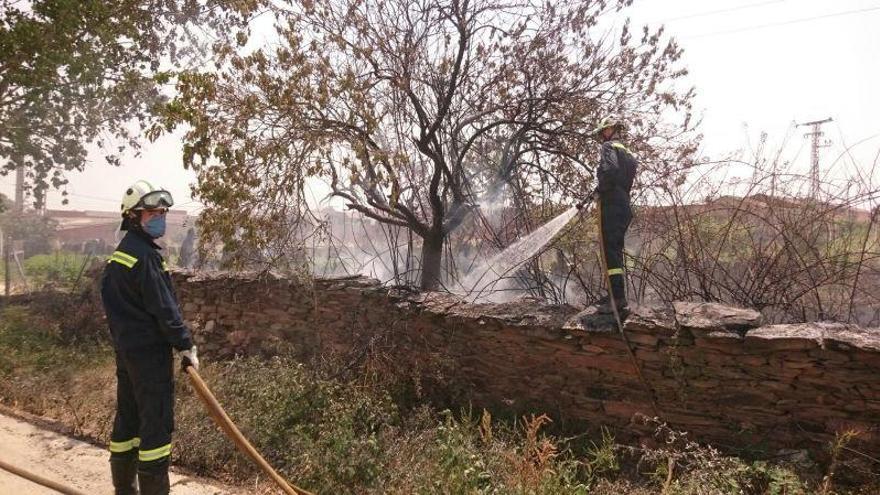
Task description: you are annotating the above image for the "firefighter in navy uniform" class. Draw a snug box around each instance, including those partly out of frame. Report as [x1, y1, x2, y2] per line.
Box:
[101, 181, 199, 495]
[585, 116, 638, 313]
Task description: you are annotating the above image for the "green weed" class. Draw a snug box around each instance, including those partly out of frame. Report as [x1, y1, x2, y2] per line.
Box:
[174, 356, 397, 492]
[23, 252, 98, 290]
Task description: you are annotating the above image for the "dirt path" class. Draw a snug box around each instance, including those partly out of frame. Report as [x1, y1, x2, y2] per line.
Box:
[0, 412, 239, 494]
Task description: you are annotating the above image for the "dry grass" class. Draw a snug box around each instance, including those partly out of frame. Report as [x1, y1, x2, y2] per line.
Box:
[2, 304, 878, 494]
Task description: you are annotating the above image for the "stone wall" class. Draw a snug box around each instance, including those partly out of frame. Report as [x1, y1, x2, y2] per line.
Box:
[173, 271, 880, 454]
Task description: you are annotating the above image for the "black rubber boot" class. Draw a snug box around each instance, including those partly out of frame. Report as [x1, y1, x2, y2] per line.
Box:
[110, 452, 139, 495]
[138, 458, 170, 495]
[589, 294, 628, 315]
[609, 274, 628, 310]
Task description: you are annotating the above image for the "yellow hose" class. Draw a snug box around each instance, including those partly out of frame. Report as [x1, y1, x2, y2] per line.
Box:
[185, 366, 315, 495]
[594, 200, 661, 417]
[0, 457, 88, 495]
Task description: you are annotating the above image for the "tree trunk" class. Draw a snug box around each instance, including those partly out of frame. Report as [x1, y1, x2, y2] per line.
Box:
[419, 234, 443, 290]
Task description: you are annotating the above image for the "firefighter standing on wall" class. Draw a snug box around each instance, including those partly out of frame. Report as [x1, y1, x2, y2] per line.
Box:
[586, 115, 638, 312]
[101, 181, 199, 495]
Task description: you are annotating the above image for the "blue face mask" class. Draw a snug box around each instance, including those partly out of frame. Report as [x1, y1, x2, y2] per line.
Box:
[143, 214, 167, 239]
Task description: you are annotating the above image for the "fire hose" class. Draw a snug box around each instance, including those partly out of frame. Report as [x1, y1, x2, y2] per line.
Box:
[0, 367, 313, 495]
[594, 200, 662, 418]
[184, 365, 314, 495]
[0, 457, 88, 495]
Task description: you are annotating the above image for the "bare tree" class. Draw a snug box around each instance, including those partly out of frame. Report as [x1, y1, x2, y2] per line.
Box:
[624, 136, 880, 325]
[464, 129, 880, 326]
[162, 0, 695, 289]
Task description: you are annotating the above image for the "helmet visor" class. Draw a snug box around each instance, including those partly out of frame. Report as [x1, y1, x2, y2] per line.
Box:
[136, 190, 174, 210]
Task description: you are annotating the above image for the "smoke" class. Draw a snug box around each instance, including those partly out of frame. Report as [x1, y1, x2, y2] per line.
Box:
[309, 209, 420, 285]
[306, 190, 583, 305]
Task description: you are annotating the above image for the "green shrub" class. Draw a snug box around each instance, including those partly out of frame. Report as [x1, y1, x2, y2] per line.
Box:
[23, 252, 98, 290]
[174, 356, 398, 492]
[373, 408, 593, 495]
[426, 410, 494, 493]
[0, 304, 856, 494]
[0, 305, 114, 436]
[173, 359, 601, 494]
[0, 305, 104, 375]
[640, 419, 808, 495]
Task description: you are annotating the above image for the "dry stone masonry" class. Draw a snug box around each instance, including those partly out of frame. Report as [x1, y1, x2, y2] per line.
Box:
[173, 271, 880, 455]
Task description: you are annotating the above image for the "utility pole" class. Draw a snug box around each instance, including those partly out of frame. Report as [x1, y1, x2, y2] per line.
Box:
[6, 162, 25, 296]
[2, 226, 7, 298]
[14, 164, 24, 213]
[797, 117, 833, 200]
[34, 188, 46, 216]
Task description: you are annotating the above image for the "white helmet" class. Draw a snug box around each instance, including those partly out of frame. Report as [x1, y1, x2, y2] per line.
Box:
[120, 180, 173, 230]
[590, 114, 625, 136]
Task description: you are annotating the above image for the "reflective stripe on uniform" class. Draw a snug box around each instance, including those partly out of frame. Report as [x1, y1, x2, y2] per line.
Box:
[611, 142, 633, 155]
[109, 437, 141, 453]
[161, 260, 169, 272]
[108, 250, 138, 269]
[138, 443, 172, 462]
[607, 268, 624, 276]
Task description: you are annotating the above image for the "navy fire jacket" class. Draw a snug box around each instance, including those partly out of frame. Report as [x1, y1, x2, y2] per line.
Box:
[101, 230, 193, 352]
[595, 140, 638, 206]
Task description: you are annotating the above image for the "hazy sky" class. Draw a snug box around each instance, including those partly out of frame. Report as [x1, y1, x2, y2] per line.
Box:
[2, 0, 878, 213]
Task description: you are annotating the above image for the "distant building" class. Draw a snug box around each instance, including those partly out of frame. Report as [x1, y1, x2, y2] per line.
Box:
[49, 209, 192, 252]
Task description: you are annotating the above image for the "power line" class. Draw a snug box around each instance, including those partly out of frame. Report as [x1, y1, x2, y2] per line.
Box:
[687, 5, 880, 39]
[658, 0, 786, 23]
